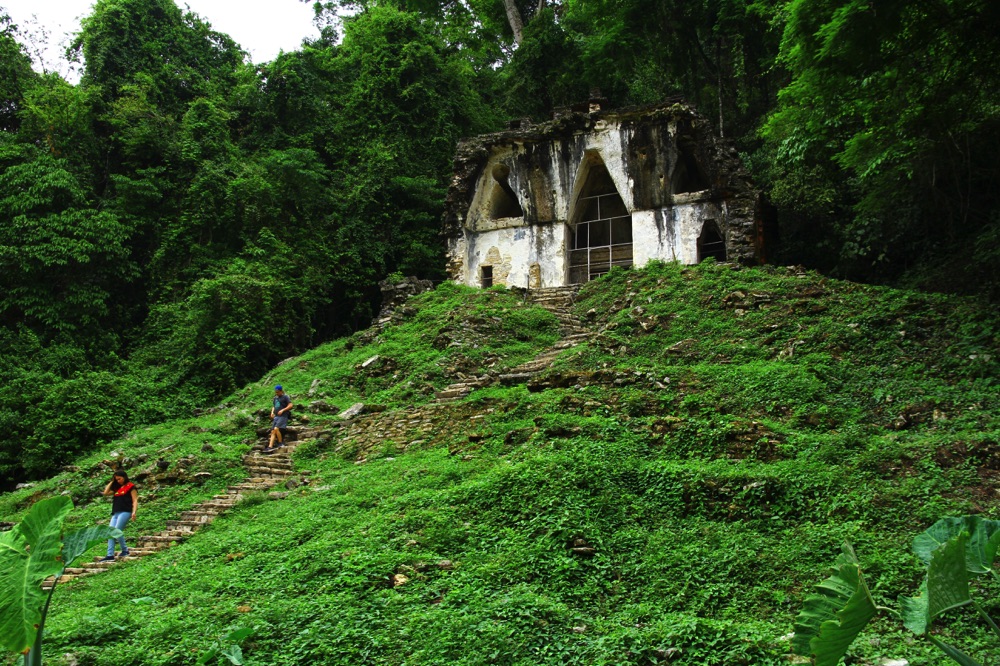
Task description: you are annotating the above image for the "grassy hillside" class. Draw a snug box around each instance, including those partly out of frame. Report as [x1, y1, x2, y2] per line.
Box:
[2, 262, 998, 665]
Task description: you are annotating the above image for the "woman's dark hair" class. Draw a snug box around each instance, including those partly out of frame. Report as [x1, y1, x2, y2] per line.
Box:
[111, 470, 130, 487]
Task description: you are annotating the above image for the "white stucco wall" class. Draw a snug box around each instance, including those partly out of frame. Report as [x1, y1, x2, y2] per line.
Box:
[454, 224, 569, 289]
[672, 201, 724, 265]
[632, 210, 675, 266]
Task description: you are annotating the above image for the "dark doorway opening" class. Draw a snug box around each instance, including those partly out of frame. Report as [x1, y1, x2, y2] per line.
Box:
[697, 221, 727, 262]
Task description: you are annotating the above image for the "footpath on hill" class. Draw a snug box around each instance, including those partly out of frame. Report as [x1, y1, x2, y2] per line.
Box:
[47, 284, 605, 588]
[3, 261, 998, 666]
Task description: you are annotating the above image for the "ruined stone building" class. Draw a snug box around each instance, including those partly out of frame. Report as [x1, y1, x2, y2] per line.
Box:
[442, 98, 772, 289]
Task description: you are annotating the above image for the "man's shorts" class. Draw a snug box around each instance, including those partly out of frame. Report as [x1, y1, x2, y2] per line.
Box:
[272, 415, 289, 429]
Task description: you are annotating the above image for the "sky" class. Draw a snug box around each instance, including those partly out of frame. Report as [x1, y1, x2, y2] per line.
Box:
[1, 0, 320, 79]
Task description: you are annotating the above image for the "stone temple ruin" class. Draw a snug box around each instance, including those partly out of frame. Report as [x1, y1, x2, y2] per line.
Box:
[443, 97, 773, 288]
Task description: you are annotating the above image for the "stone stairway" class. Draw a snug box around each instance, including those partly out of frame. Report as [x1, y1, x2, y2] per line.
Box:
[434, 286, 592, 403]
[43, 427, 321, 591]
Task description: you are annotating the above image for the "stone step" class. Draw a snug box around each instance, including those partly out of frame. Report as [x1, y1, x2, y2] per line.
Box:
[246, 449, 296, 459]
[245, 467, 292, 477]
[533, 292, 577, 298]
[242, 475, 288, 482]
[249, 442, 298, 454]
[439, 383, 477, 392]
[160, 527, 201, 536]
[198, 500, 237, 508]
[79, 562, 121, 571]
[179, 510, 222, 519]
[252, 437, 305, 447]
[530, 294, 577, 302]
[136, 535, 186, 545]
[228, 483, 272, 493]
[166, 518, 214, 528]
[499, 372, 535, 384]
[248, 446, 296, 456]
[252, 457, 293, 467]
[245, 461, 293, 470]
[434, 387, 471, 400]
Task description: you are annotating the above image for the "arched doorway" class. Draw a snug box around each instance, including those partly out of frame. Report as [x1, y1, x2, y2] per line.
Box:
[697, 221, 727, 262]
[568, 163, 633, 284]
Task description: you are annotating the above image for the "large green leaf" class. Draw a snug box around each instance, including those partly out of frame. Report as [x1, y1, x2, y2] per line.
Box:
[62, 525, 122, 567]
[219, 644, 243, 665]
[194, 627, 253, 665]
[0, 496, 72, 654]
[913, 516, 1000, 574]
[792, 542, 877, 666]
[901, 533, 972, 635]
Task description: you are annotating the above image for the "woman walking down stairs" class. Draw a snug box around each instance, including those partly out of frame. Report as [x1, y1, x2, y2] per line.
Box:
[42, 428, 321, 590]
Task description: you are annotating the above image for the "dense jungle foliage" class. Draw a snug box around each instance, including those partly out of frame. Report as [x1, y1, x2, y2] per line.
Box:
[0, 261, 997, 665]
[0, 0, 998, 489]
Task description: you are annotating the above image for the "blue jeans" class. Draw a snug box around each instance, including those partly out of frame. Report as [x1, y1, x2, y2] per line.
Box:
[107, 511, 131, 557]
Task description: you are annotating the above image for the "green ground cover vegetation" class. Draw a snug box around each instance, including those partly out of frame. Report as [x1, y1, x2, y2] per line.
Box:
[2, 262, 996, 665]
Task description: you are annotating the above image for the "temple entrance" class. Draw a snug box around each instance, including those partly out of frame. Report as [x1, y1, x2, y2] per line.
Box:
[568, 164, 633, 284]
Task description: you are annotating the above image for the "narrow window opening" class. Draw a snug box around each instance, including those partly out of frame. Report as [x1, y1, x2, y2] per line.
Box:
[481, 265, 494, 288]
[697, 221, 727, 262]
[568, 163, 633, 284]
[671, 137, 709, 194]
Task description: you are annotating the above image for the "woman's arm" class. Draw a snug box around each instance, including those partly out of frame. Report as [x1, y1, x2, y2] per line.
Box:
[130, 489, 138, 518]
[103, 480, 114, 496]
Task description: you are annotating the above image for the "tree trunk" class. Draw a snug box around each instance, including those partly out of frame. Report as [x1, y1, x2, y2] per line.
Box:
[502, 0, 525, 45]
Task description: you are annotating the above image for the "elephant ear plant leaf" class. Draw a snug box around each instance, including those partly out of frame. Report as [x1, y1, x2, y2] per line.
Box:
[196, 627, 254, 665]
[793, 516, 1000, 666]
[899, 533, 981, 664]
[900, 533, 971, 635]
[913, 516, 1000, 577]
[791, 542, 877, 666]
[0, 496, 121, 665]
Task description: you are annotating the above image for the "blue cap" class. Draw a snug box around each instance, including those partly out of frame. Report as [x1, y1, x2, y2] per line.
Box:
[274, 385, 283, 391]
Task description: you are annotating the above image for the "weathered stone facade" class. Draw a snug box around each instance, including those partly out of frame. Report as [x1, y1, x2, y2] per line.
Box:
[443, 99, 771, 288]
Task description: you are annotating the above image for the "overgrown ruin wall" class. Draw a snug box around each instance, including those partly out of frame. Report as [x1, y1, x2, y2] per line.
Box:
[443, 100, 770, 288]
